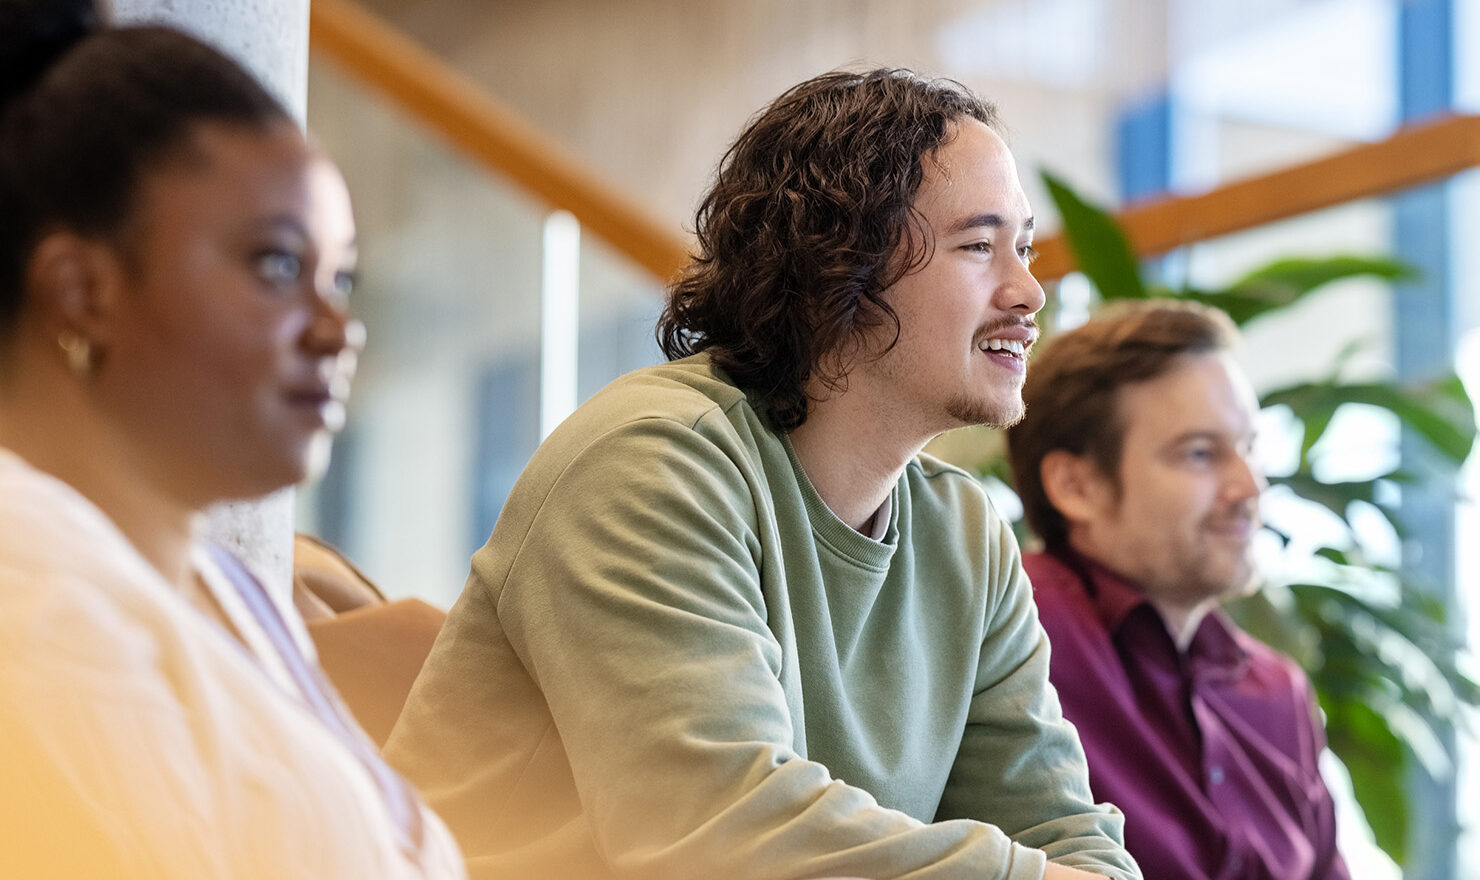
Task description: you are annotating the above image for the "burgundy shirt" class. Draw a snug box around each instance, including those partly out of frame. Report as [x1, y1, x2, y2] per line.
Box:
[1025, 549, 1349, 880]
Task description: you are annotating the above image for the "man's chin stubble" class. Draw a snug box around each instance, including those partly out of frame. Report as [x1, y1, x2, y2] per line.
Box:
[945, 395, 1025, 430]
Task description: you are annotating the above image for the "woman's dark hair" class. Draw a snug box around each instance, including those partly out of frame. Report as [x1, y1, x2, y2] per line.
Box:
[1005, 300, 1239, 551]
[657, 68, 998, 430]
[0, 0, 292, 336]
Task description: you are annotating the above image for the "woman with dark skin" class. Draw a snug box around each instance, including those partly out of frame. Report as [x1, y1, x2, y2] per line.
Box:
[0, 2, 463, 876]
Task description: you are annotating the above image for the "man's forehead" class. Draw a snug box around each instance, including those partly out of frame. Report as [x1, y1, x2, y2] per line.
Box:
[919, 121, 1034, 229]
[1121, 353, 1259, 438]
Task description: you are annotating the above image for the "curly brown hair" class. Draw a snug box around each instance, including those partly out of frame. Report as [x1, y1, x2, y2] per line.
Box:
[657, 68, 998, 430]
[1006, 299, 1239, 551]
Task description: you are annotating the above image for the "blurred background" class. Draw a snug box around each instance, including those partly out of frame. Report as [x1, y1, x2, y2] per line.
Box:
[295, 1, 1479, 876]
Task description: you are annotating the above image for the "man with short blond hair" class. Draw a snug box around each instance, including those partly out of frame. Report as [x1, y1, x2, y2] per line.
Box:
[1007, 300, 1349, 880]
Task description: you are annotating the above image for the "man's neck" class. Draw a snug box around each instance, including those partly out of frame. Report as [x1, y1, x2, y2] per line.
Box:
[1149, 599, 1215, 653]
[787, 390, 929, 533]
[1062, 537, 1219, 653]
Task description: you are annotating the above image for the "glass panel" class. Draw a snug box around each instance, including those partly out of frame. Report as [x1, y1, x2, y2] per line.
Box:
[573, 228, 667, 405]
[1168, 0, 1397, 192]
[303, 58, 547, 607]
[300, 59, 667, 608]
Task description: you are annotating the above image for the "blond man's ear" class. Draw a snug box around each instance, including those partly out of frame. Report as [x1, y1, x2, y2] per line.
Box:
[1039, 448, 1116, 530]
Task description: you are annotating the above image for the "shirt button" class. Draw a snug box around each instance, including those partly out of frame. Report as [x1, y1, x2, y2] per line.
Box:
[1209, 765, 1226, 785]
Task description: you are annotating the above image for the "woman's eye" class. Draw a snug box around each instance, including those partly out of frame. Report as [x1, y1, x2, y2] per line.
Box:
[1018, 244, 1038, 263]
[254, 251, 302, 287]
[964, 241, 991, 253]
[332, 271, 357, 299]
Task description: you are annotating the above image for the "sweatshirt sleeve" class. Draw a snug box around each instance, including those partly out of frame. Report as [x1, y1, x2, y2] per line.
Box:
[486, 413, 1114, 880]
[934, 515, 1143, 880]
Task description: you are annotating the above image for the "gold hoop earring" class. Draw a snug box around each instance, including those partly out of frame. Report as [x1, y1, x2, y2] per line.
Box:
[57, 331, 93, 379]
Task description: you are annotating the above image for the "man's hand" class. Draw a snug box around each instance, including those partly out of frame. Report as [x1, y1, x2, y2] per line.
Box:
[1043, 863, 1109, 880]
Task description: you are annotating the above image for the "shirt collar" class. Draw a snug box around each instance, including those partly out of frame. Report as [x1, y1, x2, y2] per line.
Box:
[865, 492, 892, 541]
[1054, 547, 1248, 673]
[1183, 609, 1248, 674]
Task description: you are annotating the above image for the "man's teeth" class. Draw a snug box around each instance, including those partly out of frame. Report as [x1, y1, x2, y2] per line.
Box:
[980, 338, 1026, 356]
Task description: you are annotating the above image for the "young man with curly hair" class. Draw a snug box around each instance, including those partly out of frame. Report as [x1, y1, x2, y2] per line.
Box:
[387, 69, 1141, 880]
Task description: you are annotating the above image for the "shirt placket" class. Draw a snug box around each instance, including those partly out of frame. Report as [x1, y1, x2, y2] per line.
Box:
[1190, 661, 1255, 880]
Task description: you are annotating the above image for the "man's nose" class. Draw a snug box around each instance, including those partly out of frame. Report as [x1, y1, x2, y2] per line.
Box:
[998, 256, 1046, 316]
[1227, 452, 1267, 502]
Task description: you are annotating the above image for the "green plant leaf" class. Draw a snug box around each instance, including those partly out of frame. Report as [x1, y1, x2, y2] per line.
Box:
[1177, 257, 1410, 326]
[1266, 471, 1410, 539]
[1328, 338, 1371, 376]
[1232, 255, 1414, 290]
[1314, 546, 1349, 565]
[1261, 377, 1477, 465]
[1267, 472, 1383, 525]
[1325, 701, 1407, 863]
[1040, 170, 1147, 301]
[1226, 586, 1317, 666]
[1292, 584, 1464, 731]
[1176, 288, 1289, 327]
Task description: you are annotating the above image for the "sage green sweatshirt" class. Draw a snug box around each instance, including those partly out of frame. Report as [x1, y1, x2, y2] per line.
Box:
[386, 355, 1140, 880]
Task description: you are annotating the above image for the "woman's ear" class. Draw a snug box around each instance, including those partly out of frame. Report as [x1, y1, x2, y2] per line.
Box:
[26, 231, 126, 347]
[1040, 449, 1116, 528]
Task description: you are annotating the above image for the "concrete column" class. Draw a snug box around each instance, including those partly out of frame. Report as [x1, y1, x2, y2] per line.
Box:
[112, 0, 311, 597]
[112, 0, 309, 121]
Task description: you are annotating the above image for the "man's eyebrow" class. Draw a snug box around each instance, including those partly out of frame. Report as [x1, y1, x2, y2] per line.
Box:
[945, 213, 1034, 235]
[1169, 430, 1220, 445]
[250, 215, 310, 239]
[1164, 428, 1249, 450]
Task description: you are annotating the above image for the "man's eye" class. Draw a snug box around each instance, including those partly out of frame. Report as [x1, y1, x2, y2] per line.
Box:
[254, 251, 302, 286]
[1184, 446, 1217, 465]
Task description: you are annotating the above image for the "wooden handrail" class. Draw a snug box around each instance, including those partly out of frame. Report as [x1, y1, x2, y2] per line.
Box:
[1030, 113, 1480, 282]
[308, 0, 691, 283]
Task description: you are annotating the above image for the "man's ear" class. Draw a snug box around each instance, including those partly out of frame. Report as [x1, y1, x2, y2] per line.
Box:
[1040, 449, 1115, 527]
[26, 231, 127, 344]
